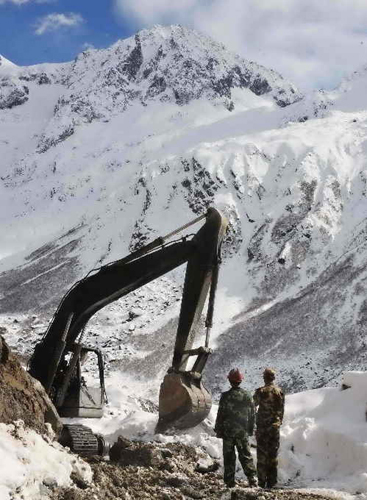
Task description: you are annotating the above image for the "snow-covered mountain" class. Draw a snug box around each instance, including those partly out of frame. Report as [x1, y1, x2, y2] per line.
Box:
[1, 25, 367, 398]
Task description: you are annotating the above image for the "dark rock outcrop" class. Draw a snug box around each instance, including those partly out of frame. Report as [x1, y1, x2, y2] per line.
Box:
[0, 77, 29, 109]
[0, 335, 62, 435]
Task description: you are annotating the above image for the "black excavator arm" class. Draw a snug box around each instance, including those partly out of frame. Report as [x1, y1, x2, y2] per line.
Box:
[29, 207, 228, 432]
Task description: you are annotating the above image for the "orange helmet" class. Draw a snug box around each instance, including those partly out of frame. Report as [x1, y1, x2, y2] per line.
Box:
[227, 368, 244, 384]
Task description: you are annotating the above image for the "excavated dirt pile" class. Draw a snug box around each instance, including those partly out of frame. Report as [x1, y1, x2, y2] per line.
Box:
[0, 335, 62, 435]
[51, 437, 334, 500]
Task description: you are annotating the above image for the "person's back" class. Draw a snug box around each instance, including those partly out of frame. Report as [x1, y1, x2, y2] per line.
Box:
[254, 368, 284, 489]
[216, 386, 254, 437]
[254, 382, 284, 428]
[215, 368, 257, 488]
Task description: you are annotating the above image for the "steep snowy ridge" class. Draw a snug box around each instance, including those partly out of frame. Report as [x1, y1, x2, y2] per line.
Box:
[1, 26, 302, 153]
[0, 55, 17, 70]
[1, 24, 367, 397]
[63, 25, 302, 109]
[285, 63, 367, 122]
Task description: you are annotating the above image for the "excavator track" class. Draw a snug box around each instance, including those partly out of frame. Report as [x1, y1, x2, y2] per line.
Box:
[58, 424, 106, 456]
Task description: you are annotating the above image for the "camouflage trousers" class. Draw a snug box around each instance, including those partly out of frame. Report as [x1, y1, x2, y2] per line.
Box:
[256, 425, 280, 488]
[222, 434, 256, 486]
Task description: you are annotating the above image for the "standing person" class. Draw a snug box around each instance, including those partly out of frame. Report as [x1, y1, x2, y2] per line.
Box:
[254, 368, 284, 489]
[214, 368, 257, 488]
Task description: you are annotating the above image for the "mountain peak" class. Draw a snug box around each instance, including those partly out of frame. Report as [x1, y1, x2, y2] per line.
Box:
[104, 24, 302, 108]
[63, 24, 302, 123]
[0, 54, 17, 72]
[2, 25, 304, 152]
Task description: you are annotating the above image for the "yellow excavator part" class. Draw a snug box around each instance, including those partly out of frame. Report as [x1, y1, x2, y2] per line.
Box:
[156, 372, 212, 433]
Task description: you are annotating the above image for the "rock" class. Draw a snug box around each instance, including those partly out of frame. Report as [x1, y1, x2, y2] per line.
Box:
[70, 471, 90, 490]
[109, 438, 164, 468]
[109, 435, 133, 461]
[180, 485, 204, 499]
[0, 77, 29, 109]
[129, 308, 143, 320]
[165, 473, 188, 487]
[43, 477, 58, 489]
[0, 335, 62, 436]
[195, 457, 220, 473]
[136, 397, 158, 413]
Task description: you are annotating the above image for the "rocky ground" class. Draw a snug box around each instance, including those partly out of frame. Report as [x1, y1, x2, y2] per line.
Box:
[0, 335, 62, 435]
[49, 439, 339, 500]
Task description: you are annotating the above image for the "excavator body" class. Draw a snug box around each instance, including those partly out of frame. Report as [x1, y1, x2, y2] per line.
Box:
[29, 207, 228, 450]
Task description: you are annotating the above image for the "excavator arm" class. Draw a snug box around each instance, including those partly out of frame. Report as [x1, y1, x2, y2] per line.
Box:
[29, 207, 228, 432]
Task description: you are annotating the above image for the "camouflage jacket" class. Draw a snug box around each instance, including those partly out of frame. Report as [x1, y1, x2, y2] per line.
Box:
[253, 383, 284, 429]
[214, 387, 255, 438]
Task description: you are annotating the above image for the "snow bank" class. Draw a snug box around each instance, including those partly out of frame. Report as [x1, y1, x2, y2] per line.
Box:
[280, 372, 367, 497]
[0, 420, 92, 500]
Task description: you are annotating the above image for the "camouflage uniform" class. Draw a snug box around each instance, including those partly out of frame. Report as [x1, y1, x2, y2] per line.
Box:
[215, 386, 257, 487]
[253, 379, 284, 488]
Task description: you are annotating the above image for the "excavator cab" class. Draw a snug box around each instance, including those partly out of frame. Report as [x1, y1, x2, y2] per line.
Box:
[56, 346, 106, 418]
[29, 207, 228, 437]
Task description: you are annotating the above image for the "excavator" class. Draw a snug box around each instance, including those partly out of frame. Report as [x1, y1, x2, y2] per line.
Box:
[29, 207, 228, 455]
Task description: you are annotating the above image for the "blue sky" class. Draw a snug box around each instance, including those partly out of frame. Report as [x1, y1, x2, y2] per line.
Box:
[0, 1, 135, 66]
[1, 0, 367, 90]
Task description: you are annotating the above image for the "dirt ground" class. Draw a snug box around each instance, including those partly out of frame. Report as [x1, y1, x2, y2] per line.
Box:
[0, 335, 62, 435]
[50, 440, 339, 500]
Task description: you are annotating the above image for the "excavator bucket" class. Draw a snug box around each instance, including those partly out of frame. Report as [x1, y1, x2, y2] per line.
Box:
[155, 372, 212, 433]
[155, 207, 227, 433]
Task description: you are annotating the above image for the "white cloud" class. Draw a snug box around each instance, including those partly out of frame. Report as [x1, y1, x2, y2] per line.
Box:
[0, 0, 56, 4]
[34, 12, 83, 35]
[114, 0, 198, 25]
[0, 0, 29, 3]
[113, 0, 367, 90]
[81, 42, 95, 51]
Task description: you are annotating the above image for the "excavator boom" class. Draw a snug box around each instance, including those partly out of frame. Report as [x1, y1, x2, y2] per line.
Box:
[29, 207, 228, 433]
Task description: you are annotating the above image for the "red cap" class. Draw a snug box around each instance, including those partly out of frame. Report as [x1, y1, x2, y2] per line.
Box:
[227, 368, 244, 384]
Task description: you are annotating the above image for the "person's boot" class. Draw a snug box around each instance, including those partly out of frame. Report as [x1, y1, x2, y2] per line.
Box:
[267, 474, 278, 488]
[266, 481, 279, 489]
[248, 477, 258, 487]
[257, 477, 266, 488]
